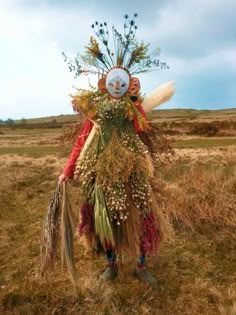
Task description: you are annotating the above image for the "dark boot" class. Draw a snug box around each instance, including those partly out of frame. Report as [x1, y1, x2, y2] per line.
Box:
[134, 267, 158, 286]
[135, 254, 159, 288]
[99, 262, 118, 281]
[99, 249, 118, 281]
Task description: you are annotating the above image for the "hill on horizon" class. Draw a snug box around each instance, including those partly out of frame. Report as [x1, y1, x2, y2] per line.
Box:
[7, 108, 236, 125]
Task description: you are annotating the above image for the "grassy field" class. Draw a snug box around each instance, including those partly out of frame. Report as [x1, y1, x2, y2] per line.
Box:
[0, 110, 235, 315]
[173, 137, 236, 149]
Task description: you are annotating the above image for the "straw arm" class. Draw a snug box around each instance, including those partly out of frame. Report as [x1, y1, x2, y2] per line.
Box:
[141, 81, 176, 113]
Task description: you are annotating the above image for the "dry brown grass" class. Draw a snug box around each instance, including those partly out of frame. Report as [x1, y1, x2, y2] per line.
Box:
[0, 124, 236, 315]
[159, 159, 236, 232]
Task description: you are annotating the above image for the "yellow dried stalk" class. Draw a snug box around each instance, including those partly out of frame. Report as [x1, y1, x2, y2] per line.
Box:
[128, 42, 149, 68]
[85, 36, 100, 58]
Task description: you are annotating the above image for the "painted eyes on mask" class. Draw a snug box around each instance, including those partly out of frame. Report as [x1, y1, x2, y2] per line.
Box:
[109, 83, 126, 87]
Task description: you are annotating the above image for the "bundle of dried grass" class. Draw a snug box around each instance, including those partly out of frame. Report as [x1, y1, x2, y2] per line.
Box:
[40, 183, 77, 287]
[40, 184, 62, 277]
[61, 182, 77, 286]
[113, 187, 141, 261]
[138, 123, 174, 167]
[136, 154, 154, 178]
[151, 191, 175, 245]
[96, 130, 137, 186]
[152, 174, 175, 240]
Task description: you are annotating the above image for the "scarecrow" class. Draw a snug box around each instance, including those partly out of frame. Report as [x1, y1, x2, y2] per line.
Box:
[48, 14, 175, 286]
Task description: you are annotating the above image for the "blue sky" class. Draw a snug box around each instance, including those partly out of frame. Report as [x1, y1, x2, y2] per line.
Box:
[0, 0, 236, 119]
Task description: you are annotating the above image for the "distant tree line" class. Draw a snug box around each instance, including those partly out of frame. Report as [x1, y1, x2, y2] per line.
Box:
[0, 118, 15, 124]
[0, 118, 27, 124]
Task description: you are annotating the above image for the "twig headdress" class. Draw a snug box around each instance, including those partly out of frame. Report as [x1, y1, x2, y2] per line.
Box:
[63, 14, 169, 100]
[62, 14, 169, 77]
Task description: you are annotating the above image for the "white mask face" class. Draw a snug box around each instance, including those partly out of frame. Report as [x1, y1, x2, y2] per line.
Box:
[105, 68, 130, 98]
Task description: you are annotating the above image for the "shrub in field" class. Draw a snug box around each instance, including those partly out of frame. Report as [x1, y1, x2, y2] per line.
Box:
[190, 123, 219, 136]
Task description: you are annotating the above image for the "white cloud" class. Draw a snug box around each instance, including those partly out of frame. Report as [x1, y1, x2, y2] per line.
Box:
[0, 3, 94, 119]
[142, 0, 236, 57]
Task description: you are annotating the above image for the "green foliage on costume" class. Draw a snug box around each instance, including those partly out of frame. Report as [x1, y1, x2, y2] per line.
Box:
[94, 185, 115, 247]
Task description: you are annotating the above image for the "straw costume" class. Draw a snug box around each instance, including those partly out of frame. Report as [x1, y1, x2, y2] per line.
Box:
[60, 14, 175, 285]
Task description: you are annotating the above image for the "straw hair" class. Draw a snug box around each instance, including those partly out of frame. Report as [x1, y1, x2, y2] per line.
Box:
[142, 81, 176, 113]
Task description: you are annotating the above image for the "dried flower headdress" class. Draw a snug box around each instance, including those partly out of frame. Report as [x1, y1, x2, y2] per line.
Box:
[62, 13, 169, 77]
